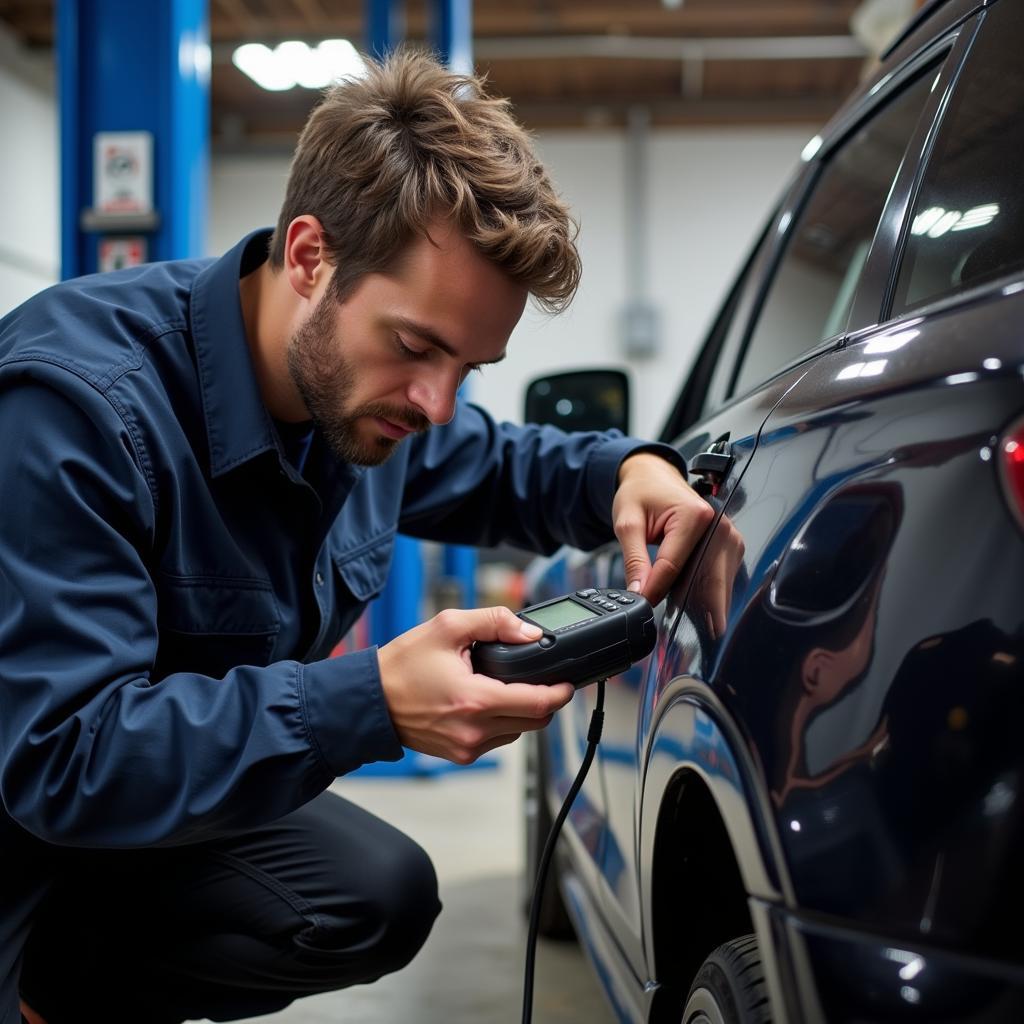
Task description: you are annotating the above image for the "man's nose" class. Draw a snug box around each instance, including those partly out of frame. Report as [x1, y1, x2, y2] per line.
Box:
[407, 371, 459, 426]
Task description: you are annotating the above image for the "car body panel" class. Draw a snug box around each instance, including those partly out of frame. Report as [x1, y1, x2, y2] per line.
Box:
[596, 364, 810, 983]
[767, 902, 1024, 1021]
[529, 1, 1024, 1018]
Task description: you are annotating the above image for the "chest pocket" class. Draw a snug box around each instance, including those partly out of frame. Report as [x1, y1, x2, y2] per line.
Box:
[153, 574, 281, 682]
[319, 535, 395, 657]
[331, 533, 395, 603]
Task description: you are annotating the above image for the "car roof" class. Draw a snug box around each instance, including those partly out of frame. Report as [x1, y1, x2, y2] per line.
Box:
[882, 0, 963, 59]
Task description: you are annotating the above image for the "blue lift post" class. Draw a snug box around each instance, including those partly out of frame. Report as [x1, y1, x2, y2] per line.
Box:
[58, 0, 210, 279]
[364, 0, 478, 650]
[432, 0, 479, 613]
[359, 0, 488, 777]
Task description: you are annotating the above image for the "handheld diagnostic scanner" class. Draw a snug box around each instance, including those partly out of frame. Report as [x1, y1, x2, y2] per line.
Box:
[471, 588, 657, 688]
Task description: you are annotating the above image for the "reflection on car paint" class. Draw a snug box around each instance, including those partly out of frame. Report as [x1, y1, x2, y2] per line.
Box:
[649, 705, 741, 792]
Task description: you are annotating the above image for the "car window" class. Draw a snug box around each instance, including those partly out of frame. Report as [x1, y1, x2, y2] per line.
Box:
[730, 66, 941, 399]
[702, 215, 781, 417]
[658, 215, 777, 440]
[891, 0, 1024, 315]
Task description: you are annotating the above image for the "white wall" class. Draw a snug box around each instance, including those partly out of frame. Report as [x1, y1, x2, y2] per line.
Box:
[0, 27, 59, 314]
[498, 128, 812, 438]
[208, 154, 292, 257]
[210, 125, 813, 439]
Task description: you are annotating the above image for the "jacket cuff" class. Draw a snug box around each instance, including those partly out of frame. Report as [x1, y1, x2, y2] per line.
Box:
[298, 647, 404, 776]
[615, 442, 689, 482]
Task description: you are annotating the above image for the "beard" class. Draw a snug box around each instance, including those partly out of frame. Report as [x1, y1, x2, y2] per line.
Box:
[286, 292, 429, 466]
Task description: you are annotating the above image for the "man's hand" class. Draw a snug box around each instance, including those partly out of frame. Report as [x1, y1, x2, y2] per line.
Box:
[378, 607, 575, 765]
[613, 452, 715, 606]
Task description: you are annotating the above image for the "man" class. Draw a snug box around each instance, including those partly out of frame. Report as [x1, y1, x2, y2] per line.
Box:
[0, 52, 710, 1023]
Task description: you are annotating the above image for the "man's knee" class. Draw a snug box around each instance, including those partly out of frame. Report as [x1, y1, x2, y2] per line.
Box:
[358, 831, 441, 974]
[298, 831, 441, 982]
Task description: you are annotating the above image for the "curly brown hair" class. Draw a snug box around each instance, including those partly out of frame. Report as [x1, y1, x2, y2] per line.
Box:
[269, 48, 580, 312]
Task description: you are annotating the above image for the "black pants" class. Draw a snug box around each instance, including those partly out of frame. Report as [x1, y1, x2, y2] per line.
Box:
[18, 791, 441, 1023]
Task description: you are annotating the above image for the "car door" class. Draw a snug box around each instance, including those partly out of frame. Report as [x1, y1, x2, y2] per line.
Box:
[671, 8, 1024, 1010]
[593, 27, 971, 986]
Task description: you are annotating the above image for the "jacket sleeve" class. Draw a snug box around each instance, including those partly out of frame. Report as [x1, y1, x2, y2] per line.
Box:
[398, 400, 687, 552]
[0, 372, 400, 850]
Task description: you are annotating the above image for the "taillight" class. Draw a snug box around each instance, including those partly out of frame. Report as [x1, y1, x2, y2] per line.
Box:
[999, 418, 1024, 531]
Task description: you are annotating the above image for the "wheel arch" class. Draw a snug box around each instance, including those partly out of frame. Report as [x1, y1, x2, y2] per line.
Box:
[639, 679, 792, 1020]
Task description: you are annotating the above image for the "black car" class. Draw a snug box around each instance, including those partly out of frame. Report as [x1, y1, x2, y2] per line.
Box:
[523, 1, 1024, 1020]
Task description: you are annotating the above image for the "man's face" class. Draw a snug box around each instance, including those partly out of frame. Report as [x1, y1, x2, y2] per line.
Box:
[287, 221, 526, 466]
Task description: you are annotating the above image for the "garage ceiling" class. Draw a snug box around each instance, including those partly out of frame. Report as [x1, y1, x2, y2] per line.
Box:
[0, 0, 873, 147]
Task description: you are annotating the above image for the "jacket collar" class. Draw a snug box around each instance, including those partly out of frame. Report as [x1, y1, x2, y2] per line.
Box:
[189, 230, 280, 478]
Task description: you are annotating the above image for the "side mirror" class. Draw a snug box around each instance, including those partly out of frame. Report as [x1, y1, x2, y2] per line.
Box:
[523, 369, 630, 435]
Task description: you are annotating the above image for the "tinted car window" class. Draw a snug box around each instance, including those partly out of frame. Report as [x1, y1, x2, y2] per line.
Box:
[731, 67, 940, 398]
[892, 1, 1024, 314]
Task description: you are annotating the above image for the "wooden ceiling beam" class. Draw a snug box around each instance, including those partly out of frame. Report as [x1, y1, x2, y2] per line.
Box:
[289, 0, 329, 29]
[0, 12, 51, 46]
[2, 2, 860, 47]
[208, 4, 858, 41]
[211, 0, 272, 36]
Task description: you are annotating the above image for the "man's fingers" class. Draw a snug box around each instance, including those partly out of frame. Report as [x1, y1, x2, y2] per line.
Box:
[472, 733, 521, 760]
[615, 515, 653, 594]
[644, 554, 684, 607]
[435, 605, 542, 646]
[642, 534, 697, 606]
[642, 504, 716, 604]
[480, 680, 574, 718]
[489, 713, 557, 734]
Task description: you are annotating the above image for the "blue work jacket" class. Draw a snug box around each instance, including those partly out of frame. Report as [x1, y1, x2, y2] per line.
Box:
[0, 231, 681, 854]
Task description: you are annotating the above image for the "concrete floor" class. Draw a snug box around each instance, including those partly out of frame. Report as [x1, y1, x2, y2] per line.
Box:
[223, 747, 615, 1024]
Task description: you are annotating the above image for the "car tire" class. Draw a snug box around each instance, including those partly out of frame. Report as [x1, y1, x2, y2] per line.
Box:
[523, 728, 575, 939]
[681, 935, 771, 1024]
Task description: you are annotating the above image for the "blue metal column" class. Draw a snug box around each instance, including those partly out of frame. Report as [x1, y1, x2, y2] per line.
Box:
[365, 0, 404, 60]
[356, 0, 491, 778]
[58, 0, 209, 279]
[363, 0, 426, 655]
[430, 0, 473, 73]
[432, 0, 479, 611]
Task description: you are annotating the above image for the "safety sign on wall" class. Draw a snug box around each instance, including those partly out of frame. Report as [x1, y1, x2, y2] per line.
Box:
[93, 131, 154, 214]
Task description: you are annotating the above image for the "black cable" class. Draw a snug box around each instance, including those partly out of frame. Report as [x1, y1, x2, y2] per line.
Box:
[521, 678, 606, 1024]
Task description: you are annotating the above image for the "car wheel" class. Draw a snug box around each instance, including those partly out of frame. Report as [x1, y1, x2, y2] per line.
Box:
[523, 728, 575, 939]
[682, 935, 771, 1024]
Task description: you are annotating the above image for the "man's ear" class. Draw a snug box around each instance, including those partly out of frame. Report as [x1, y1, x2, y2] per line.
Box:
[283, 216, 330, 300]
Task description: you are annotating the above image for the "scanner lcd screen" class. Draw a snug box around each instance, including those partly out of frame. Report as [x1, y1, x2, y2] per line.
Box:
[525, 599, 600, 631]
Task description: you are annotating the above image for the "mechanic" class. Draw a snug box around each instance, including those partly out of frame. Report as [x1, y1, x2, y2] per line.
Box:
[0, 51, 711, 1024]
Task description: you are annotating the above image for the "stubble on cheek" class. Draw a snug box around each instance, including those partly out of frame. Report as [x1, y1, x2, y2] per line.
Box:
[285, 297, 427, 465]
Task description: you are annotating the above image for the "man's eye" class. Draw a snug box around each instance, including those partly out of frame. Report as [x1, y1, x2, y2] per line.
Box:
[395, 335, 428, 360]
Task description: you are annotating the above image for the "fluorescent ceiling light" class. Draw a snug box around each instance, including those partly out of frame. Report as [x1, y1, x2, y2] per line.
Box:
[837, 359, 887, 380]
[911, 203, 1000, 237]
[927, 210, 962, 238]
[952, 203, 1000, 232]
[233, 38, 366, 91]
[864, 328, 919, 354]
[910, 206, 945, 236]
[801, 134, 823, 162]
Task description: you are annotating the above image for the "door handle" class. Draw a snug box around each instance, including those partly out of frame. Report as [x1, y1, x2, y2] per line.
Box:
[690, 434, 734, 497]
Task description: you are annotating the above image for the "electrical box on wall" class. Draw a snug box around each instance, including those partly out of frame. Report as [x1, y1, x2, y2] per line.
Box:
[619, 299, 661, 359]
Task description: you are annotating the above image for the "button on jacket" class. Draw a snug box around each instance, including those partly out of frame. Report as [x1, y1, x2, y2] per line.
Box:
[0, 230, 684, 854]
